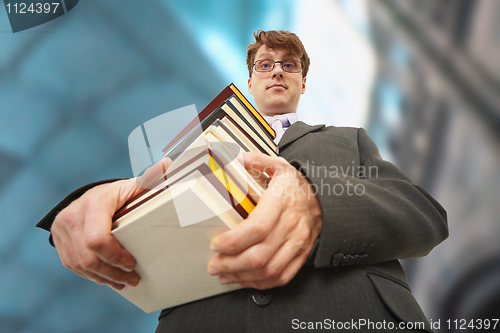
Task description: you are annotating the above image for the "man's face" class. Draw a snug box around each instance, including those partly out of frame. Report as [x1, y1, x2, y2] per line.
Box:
[248, 45, 306, 116]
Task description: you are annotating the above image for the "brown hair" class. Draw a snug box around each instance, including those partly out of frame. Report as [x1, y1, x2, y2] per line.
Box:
[246, 30, 310, 78]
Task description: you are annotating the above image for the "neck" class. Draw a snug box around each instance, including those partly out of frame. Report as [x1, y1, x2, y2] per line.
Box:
[260, 109, 297, 117]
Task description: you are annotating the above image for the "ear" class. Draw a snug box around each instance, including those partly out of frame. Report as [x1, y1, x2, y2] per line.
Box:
[301, 77, 307, 94]
[248, 77, 253, 94]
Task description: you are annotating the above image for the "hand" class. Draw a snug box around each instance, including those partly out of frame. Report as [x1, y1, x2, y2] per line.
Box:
[51, 158, 172, 290]
[207, 152, 323, 290]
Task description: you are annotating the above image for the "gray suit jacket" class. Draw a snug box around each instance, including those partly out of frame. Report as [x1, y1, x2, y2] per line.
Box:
[37, 122, 448, 333]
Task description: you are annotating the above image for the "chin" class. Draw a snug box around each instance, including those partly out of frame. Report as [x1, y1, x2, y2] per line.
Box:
[265, 107, 289, 116]
[266, 98, 288, 109]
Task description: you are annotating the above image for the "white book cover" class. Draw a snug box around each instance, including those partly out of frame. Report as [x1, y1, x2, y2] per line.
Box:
[111, 170, 242, 313]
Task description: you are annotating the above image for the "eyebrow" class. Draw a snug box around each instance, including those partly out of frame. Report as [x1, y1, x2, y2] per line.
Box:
[257, 52, 297, 60]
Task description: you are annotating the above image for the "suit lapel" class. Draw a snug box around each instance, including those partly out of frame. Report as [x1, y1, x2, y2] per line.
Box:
[278, 121, 325, 150]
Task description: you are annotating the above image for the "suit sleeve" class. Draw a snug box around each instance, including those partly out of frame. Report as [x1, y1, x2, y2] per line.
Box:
[289, 128, 448, 268]
[36, 179, 126, 246]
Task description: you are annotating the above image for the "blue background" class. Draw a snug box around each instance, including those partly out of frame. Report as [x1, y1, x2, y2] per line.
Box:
[1, 0, 499, 332]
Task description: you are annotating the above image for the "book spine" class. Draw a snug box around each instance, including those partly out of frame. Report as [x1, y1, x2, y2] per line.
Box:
[230, 84, 275, 139]
[225, 100, 277, 154]
[161, 85, 234, 153]
[114, 148, 256, 221]
[212, 119, 250, 153]
[220, 116, 266, 155]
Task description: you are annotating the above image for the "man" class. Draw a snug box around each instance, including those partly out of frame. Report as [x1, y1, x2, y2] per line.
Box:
[37, 30, 448, 332]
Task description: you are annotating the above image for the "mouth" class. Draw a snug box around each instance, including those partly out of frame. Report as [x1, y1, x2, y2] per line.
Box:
[267, 84, 287, 90]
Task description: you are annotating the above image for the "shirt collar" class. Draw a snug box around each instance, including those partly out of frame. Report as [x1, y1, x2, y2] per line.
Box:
[263, 113, 299, 127]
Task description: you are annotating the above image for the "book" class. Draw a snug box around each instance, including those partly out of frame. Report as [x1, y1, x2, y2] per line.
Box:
[203, 128, 266, 203]
[219, 116, 268, 154]
[161, 83, 276, 155]
[111, 83, 272, 313]
[203, 103, 277, 156]
[166, 101, 277, 160]
[114, 135, 260, 221]
[226, 96, 276, 150]
[210, 119, 251, 153]
[111, 170, 242, 313]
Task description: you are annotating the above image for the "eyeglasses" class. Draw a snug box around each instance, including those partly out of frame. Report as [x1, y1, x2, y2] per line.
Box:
[253, 59, 303, 73]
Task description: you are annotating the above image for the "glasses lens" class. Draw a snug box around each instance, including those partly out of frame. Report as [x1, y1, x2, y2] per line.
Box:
[282, 60, 301, 73]
[255, 59, 274, 72]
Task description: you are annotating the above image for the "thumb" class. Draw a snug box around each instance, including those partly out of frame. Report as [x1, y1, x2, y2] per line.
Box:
[135, 157, 173, 190]
[115, 178, 147, 211]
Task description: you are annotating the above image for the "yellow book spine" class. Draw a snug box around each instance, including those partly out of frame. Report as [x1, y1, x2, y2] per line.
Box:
[230, 84, 275, 138]
[208, 155, 255, 215]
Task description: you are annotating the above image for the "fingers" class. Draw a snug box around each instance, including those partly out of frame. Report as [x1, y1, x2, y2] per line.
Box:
[82, 221, 135, 273]
[207, 152, 323, 290]
[51, 180, 144, 289]
[82, 188, 136, 272]
[54, 212, 140, 288]
[210, 189, 282, 254]
[72, 226, 140, 287]
[209, 220, 287, 275]
[213, 241, 295, 284]
[78, 271, 126, 291]
[214, 248, 309, 291]
[242, 253, 308, 290]
[74, 251, 140, 287]
[136, 157, 173, 189]
[208, 215, 313, 284]
[209, 161, 302, 255]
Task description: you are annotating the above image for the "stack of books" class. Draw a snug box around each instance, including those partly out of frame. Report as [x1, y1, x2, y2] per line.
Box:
[110, 84, 277, 313]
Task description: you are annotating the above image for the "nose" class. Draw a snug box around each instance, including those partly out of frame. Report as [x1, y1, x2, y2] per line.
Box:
[272, 61, 284, 77]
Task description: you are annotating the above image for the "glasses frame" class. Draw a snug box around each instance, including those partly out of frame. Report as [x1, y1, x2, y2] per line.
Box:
[253, 59, 303, 73]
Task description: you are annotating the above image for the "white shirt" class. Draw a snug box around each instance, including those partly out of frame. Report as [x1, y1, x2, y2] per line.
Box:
[263, 113, 299, 144]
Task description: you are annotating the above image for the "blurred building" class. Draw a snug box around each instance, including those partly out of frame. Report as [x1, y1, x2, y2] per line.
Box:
[0, 1, 293, 332]
[367, 0, 500, 331]
[2, 0, 499, 332]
